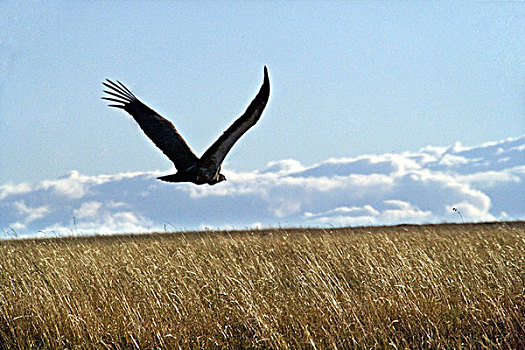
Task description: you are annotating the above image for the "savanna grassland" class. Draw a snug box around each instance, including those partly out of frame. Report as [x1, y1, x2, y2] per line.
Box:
[0, 222, 523, 349]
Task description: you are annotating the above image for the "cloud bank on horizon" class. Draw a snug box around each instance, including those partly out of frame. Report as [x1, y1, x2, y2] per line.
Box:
[1, 135, 524, 238]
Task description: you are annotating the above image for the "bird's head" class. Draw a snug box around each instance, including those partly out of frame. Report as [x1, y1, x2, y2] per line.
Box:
[208, 173, 227, 185]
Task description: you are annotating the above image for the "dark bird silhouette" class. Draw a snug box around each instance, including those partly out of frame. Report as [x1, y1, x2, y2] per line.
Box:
[102, 67, 270, 185]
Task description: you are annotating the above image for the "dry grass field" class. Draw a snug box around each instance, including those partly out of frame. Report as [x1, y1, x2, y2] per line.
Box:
[0, 222, 523, 349]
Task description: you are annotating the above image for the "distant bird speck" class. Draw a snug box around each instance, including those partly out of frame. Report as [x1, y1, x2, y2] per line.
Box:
[102, 67, 270, 185]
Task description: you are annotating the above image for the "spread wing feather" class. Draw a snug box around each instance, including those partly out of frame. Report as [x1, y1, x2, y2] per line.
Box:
[200, 66, 270, 171]
[102, 80, 199, 171]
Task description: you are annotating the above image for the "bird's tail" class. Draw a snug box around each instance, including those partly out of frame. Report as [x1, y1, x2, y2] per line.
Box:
[157, 173, 187, 183]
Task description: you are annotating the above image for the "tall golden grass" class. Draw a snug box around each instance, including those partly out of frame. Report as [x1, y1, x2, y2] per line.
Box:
[0, 222, 523, 349]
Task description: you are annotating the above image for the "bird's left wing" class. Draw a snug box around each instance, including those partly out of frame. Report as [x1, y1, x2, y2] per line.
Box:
[102, 79, 199, 171]
[200, 66, 270, 171]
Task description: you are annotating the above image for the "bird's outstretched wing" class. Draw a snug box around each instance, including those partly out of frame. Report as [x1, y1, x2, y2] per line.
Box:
[200, 66, 270, 171]
[102, 79, 199, 171]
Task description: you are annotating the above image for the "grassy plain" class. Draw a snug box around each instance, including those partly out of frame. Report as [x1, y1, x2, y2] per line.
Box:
[0, 222, 523, 349]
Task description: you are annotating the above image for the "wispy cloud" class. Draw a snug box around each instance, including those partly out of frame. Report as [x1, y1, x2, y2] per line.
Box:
[1, 135, 524, 238]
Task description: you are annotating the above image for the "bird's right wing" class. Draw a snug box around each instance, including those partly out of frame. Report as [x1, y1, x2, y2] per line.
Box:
[199, 67, 270, 172]
[102, 79, 199, 171]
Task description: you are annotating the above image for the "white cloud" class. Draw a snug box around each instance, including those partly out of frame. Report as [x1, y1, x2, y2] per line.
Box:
[382, 200, 433, 221]
[261, 159, 305, 174]
[9, 222, 27, 231]
[13, 201, 50, 224]
[36, 170, 162, 200]
[438, 154, 471, 166]
[306, 205, 381, 218]
[446, 202, 496, 222]
[456, 167, 523, 188]
[1, 135, 524, 237]
[39, 210, 155, 236]
[510, 144, 525, 152]
[306, 201, 433, 227]
[271, 197, 302, 218]
[39, 170, 90, 199]
[106, 201, 129, 208]
[74, 201, 102, 219]
[0, 182, 32, 200]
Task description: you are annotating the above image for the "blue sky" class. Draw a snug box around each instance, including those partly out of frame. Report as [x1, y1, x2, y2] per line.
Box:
[1, 1, 523, 185]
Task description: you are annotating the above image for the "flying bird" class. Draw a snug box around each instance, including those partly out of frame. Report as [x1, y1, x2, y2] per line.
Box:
[102, 67, 270, 185]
